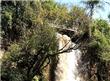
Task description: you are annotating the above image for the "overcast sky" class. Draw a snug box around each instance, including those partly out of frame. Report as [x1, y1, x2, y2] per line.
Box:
[55, 0, 110, 21]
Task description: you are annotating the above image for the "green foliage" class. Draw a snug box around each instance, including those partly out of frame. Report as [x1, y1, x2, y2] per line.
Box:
[1, 43, 24, 81]
[92, 19, 110, 61]
[22, 24, 57, 56]
[42, 0, 69, 25]
[69, 6, 90, 33]
[1, 24, 57, 81]
[1, 0, 110, 81]
[1, 1, 60, 80]
[81, 0, 107, 37]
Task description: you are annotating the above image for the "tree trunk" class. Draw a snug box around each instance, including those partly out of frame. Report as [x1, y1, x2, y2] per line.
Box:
[89, 5, 94, 38]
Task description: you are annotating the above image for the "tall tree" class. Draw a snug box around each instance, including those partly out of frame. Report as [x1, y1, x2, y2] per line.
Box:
[69, 6, 90, 34]
[82, 0, 102, 18]
[81, 0, 105, 37]
[108, 14, 110, 21]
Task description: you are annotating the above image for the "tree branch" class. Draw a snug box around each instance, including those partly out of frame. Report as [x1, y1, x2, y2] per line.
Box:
[41, 56, 50, 70]
[48, 43, 81, 57]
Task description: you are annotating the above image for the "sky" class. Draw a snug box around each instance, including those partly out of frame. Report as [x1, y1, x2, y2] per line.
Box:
[55, 0, 110, 21]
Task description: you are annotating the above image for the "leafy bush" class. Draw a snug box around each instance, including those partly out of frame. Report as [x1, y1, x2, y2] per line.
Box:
[92, 19, 110, 61]
[1, 24, 57, 81]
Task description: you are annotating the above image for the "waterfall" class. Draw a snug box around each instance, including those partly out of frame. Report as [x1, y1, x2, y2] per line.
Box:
[55, 33, 82, 81]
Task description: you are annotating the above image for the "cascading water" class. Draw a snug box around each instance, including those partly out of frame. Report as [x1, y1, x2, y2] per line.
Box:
[55, 33, 82, 81]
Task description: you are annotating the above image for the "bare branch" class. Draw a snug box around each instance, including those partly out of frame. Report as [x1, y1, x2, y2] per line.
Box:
[48, 43, 81, 57]
[41, 57, 50, 70]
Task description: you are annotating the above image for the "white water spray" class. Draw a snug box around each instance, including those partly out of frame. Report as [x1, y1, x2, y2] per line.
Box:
[55, 33, 82, 81]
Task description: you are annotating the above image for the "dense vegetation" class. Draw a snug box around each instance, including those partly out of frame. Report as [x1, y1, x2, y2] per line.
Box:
[1, 0, 110, 81]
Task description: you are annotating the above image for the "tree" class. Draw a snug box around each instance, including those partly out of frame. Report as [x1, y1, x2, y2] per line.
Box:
[92, 19, 110, 61]
[68, 6, 90, 34]
[82, 0, 103, 18]
[1, 1, 35, 49]
[1, 24, 58, 81]
[108, 14, 110, 21]
[81, 0, 106, 37]
[1, 1, 58, 81]
[1, 1, 77, 81]
[1, 0, 69, 50]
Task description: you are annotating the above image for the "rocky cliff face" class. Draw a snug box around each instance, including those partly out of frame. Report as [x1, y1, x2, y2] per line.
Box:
[80, 46, 110, 81]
